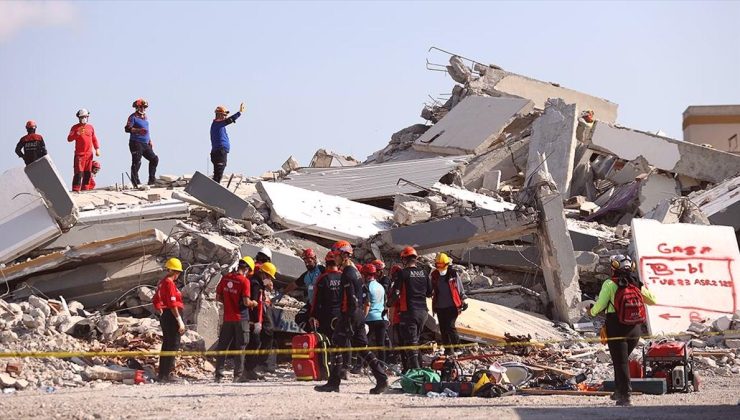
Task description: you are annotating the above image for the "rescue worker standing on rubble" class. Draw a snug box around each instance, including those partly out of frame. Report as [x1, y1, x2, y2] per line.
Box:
[590, 254, 656, 406]
[282, 248, 325, 307]
[215, 257, 256, 382]
[152, 258, 186, 383]
[67, 109, 100, 192]
[390, 246, 432, 372]
[125, 98, 159, 188]
[241, 261, 277, 381]
[315, 241, 388, 394]
[362, 263, 388, 363]
[15, 120, 48, 165]
[210, 102, 246, 183]
[430, 252, 468, 355]
[309, 251, 343, 339]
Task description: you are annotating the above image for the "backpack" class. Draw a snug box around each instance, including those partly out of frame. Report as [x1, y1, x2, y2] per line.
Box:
[613, 279, 646, 325]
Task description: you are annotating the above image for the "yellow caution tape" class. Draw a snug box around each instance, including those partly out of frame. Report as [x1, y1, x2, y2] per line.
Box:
[0, 329, 736, 359]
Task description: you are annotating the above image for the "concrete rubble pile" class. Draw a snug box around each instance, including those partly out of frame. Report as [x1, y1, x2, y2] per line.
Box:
[1, 51, 739, 392]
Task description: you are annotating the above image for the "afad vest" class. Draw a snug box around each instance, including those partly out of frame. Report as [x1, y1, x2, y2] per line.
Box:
[430, 269, 463, 312]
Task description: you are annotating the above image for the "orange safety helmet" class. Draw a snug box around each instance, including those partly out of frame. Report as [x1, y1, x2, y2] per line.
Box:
[214, 105, 230, 115]
[132, 98, 148, 108]
[371, 259, 385, 271]
[332, 240, 353, 255]
[400, 246, 418, 258]
[25, 120, 36, 129]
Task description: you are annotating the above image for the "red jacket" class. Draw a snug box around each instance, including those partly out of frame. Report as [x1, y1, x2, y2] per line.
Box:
[430, 268, 466, 313]
[152, 276, 184, 310]
[67, 123, 99, 154]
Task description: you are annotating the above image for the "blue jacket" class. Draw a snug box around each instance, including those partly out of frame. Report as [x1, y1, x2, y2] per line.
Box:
[210, 112, 241, 152]
[125, 113, 150, 144]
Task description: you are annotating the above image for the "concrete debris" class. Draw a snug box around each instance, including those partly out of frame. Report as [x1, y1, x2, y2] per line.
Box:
[24, 155, 79, 229]
[394, 194, 432, 225]
[309, 149, 360, 168]
[185, 171, 261, 221]
[689, 174, 740, 231]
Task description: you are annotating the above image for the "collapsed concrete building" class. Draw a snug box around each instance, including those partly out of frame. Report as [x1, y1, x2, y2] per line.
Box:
[1, 51, 739, 389]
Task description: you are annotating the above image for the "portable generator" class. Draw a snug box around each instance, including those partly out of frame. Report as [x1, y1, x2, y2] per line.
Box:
[642, 340, 699, 393]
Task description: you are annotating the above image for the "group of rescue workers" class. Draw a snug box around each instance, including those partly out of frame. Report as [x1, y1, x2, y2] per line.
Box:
[15, 98, 245, 190]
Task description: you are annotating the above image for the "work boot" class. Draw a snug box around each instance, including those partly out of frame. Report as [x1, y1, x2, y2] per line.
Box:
[610, 392, 620, 401]
[616, 397, 633, 407]
[340, 369, 349, 380]
[350, 365, 363, 375]
[147, 177, 156, 186]
[157, 374, 184, 384]
[369, 380, 388, 395]
[314, 383, 340, 393]
[238, 370, 262, 382]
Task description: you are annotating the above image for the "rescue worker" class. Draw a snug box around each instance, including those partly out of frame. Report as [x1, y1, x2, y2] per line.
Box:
[152, 258, 186, 383]
[390, 246, 431, 372]
[430, 253, 468, 355]
[371, 259, 391, 294]
[84, 161, 101, 190]
[15, 120, 48, 165]
[309, 251, 343, 338]
[252, 247, 275, 374]
[590, 254, 656, 407]
[67, 109, 100, 192]
[386, 264, 403, 365]
[210, 103, 246, 183]
[362, 263, 388, 363]
[125, 98, 159, 188]
[214, 257, 257, 382]
[282, 248, 325, 306]
[315, 241, 388, 394]
[241, 262, 277, 381]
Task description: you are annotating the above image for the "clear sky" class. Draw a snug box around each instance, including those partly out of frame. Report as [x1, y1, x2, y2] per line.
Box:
[1, 1, 738, 187]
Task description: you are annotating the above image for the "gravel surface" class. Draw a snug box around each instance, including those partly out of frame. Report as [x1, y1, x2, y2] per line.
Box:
[1, 373, 739, 419]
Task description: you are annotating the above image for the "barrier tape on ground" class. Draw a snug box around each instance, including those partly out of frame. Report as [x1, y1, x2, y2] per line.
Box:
[1, 329, 737, 359]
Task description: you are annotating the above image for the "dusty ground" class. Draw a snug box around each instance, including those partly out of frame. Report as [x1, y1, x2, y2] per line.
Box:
[1, 373, 739, 419]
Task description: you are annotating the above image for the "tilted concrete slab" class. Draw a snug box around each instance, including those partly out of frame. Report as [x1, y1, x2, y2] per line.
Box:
[24, 155, 78, 229]
[586, 122, 740, 183]
[185, 171, 259, 220]
[0, 229, 167, 285]
[412, 96, 534, 156]
[0, 167, 62, 264]
[240, 243, 306, 286]
[256, 181, 393, 242]
[42, 219, 179, 251]
[633, 219, 740, 334]
[462, 137, 530, 190]
[525, 99, 578, 197]
[689, 174, 740, 231]
[638, 173, 681, 216]
[382, 209, 538, 253]
[430, 182, 516, 212]
[77, 200, 189, 225]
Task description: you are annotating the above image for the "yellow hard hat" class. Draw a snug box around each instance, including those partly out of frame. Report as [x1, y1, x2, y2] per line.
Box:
[260, 262, 277, 279]
[435, 252, 451, 266]
[239, 256, 255, 272]
[165, 258, 183, 272]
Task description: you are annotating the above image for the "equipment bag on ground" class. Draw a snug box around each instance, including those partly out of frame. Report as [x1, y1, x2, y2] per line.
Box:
[291, 333, 330, 381]
[401, 368, 441, 394]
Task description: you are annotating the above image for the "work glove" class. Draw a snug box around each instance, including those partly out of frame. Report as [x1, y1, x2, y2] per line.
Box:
[239, 102, 246, 114]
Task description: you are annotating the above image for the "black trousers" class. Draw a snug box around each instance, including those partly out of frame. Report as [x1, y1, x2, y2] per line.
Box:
[159, 310, 181, 379]
[215, 320, 250, 377]
[244, 309, 274, 372]
[605, 313, 641, 398]
[211, 148, 228, 183]
[129, 141, 159, 185]
[327, 311, 387, 386]
[366, 320, 388, 363]
[399, 310, 428, 370]
[436, 307, 460, 355]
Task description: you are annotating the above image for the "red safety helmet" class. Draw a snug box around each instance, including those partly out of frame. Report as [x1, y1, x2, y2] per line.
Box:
[361, 263, 377, 276]
[92, 161, 101, 170]
[400, 246, 418, 258]
[325, 251, 338, 264]
[301, 248, 316, 259]
[390, 264, 402, 276]
[132, 98, 148, 108]
[25, 120, 36, 129]
[371, 259, 385, 271]
[332, 240, 353, 255]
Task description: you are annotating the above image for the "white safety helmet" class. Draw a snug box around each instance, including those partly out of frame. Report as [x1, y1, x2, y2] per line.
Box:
[257, 246, 272, 261]
[76, 109, 90, 118]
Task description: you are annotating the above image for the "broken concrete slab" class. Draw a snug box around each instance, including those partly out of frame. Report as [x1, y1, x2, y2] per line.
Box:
[24, 155, 78, 229]
[643, 197, 711, 225]
[393, 194, 432, 226]
[0, 229, 167, 285]
[638, 173, 681, 215]
[0, 167, 62, 264]
[467, 68, 617, 123]
[382, 208, 538, 254]
[689, 174, 740, 231]
[462, 136, 531, 191]
[240, 243, 305, 286]
[607, 156, 652, 186]
[412, 96, 534, 156]
[175, 223, 239, 265]
[482, 170, 502, 191]
[586, 122, 740, 183]
[309, 149, 360, 168]
[193, 298, 221, 350]
[257, 181, 393, 242]
[455, 245, 540, 272]
[525, 99, 578, 197]
[633, 219, 740, 334]
[430, 182, 516, 212]
[283, 156, 468, 201]
[77, 200, 189, 225]
[185, 171, 260, 221]
[42, 219, 179, 251]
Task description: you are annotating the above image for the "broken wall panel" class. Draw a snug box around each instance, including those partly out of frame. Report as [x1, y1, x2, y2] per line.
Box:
[412, 96, 534, 156]
[462, 137, 530, 190]
[185, 171, 259, 220]
[77, 200, 189, 225]
[689, 174, 740, 231]
[0, 167, 62, 264]
[42, 219, 179, 251]
[257, 181, 393, 242]
[240, 243, 305, 285]
[283, 156, 469, 201]
[587, 122, 740, 183]
[24, 155, 78, 229]
[430, 182, 516, 212]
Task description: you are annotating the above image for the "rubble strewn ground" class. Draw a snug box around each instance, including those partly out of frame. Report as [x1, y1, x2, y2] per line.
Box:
[1, 50, 739, 414]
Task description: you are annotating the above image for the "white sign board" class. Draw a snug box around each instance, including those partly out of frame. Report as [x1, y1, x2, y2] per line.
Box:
[632, 219, 740, 334]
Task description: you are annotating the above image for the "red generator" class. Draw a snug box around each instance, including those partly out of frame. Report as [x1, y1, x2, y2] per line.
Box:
[642, 341, 699, 393]
[291, 333, 330, 381]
